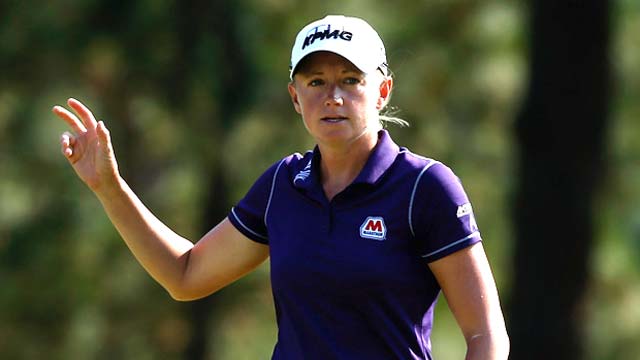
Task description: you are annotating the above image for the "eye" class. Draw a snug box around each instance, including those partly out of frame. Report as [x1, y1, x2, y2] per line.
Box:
[343, 77, 362, 85]
[308, 79, 324, 87]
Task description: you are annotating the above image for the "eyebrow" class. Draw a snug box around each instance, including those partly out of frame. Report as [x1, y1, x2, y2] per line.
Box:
[300, 68, 360, 77]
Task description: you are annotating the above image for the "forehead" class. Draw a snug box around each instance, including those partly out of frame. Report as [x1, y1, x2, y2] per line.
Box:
[295, 51, 361, 75]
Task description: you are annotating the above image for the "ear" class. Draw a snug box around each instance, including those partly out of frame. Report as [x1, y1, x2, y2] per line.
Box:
[376, 76, 393, 110]
[288, 82, 302, 114]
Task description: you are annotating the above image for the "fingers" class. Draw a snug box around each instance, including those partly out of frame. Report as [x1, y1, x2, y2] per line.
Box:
[52, 105, 87, 134]
[96, 121, 112, 153]
[67, 98, 98, 132]
[60, 131, 76, 160]
[54, 98, 114, 164]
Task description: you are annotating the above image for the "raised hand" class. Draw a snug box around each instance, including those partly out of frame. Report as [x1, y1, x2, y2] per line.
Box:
[52, 98, 120, 193]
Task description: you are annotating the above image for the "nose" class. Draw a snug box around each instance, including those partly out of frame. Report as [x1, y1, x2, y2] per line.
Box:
[325, 86, 344, 106]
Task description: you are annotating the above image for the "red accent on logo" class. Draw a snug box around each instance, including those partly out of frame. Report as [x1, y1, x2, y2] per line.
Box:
[360, 216, 386, 240]
[365, 219, 383, 232]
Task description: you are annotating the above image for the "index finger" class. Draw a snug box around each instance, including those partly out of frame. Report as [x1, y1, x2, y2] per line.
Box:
[52, 105, 87, 134]
[67, 98, 98, 131]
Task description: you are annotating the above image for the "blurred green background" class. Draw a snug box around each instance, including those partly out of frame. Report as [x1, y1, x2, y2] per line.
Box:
[1, 0, 638, 359]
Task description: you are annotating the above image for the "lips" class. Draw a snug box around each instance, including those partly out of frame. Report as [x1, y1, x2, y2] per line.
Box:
[321, 116, 348, 123]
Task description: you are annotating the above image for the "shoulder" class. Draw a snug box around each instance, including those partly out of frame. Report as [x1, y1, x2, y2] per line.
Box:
[394, 147, 467, 204]
[247, 151, 317, 191]
[281, 151, 312, 171]
[257, 151, 311, 181]
[395, 147, 455, 182]
[277, 151, 314, 181]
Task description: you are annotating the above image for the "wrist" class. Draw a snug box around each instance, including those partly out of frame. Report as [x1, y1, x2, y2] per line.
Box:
[94, 174, 127, 202]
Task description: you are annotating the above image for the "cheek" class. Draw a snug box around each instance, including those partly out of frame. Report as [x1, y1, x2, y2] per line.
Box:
[297, 93, 324, 120]
[362, 88, 382, 112]
[298, 91, 322, 109]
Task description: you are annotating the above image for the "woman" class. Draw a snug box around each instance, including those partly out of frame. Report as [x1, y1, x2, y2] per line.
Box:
[53, 14, 508, 360]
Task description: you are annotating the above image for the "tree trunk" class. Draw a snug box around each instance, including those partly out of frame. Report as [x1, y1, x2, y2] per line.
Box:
[508, 1, 610, 359]
[174, 1, 253, 359]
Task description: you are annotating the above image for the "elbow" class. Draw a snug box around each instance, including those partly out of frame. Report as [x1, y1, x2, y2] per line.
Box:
[503, 331, 511, 357]
[493, 330, 510, 358]
[495, 324, 510, 354]
[493, 327, 510, 357]
[168, 290, 197, 302]
[166, 284, 220, 302]
[466, 328, 510, 359]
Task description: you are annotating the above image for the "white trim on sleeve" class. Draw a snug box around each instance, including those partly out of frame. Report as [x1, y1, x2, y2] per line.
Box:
[231, 207, 268, 241]
[264, 159, 286, 227]
[421, 231, 480, 259]
[408, 160, 440, 237]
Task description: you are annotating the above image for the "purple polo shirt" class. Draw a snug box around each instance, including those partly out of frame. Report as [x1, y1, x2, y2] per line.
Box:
[228, 130, 481, 360]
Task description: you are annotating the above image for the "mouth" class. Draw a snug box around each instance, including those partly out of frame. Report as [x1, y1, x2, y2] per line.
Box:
[321, 116, 348, 123]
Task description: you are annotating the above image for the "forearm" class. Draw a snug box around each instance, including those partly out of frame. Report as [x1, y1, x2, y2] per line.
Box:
[465, 330, 510, 360]
[95, 176, 194, 295]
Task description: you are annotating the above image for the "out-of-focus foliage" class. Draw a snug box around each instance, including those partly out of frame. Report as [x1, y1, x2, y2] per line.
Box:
[0, 0, 637, 359]
[587, 1, 640, 359]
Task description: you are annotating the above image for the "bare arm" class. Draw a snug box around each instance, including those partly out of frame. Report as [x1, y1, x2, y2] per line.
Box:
[97, 178, 269, 301]
[429, 243, 510, 360]
[53, 98, 269, 300]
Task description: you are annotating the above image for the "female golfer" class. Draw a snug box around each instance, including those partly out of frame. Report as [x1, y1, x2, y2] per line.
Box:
[53, 14, 508, 360]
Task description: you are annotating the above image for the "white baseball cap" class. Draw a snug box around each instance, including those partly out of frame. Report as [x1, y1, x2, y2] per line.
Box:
[289, 15, 388, 79]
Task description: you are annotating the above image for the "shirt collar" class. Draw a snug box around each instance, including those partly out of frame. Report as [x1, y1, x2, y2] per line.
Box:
[351, 129, 400, 185]
[293, 129, 400, 192]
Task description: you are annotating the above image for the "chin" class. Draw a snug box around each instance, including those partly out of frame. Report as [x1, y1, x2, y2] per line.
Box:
[315, 129, 375, 148]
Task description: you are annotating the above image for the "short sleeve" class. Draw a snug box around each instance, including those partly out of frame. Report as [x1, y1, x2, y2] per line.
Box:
[411, 162, 482, 262]
[228, 158, 287, 244]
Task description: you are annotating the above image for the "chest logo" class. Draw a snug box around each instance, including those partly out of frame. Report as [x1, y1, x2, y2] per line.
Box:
[360, 216, 386, 241]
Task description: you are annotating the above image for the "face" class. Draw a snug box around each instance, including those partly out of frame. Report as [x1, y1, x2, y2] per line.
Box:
[288, 51, 392, 149]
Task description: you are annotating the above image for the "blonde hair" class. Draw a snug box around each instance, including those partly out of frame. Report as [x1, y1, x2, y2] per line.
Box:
[380, 109, 409, 128]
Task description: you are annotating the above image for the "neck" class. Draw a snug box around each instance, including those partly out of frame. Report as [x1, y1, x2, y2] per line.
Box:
[318, 130, 379, 200]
